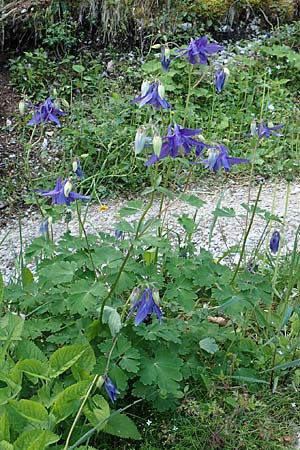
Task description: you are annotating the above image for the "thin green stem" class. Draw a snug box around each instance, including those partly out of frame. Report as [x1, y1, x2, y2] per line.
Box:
[75, 200, 97, 279]
[231, 183, 263, 284]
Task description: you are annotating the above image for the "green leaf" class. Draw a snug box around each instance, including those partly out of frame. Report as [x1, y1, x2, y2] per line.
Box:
[21, 267, 34, 287]
[16, 359, 49, 380]
[118, 200, 144, 217]
[52, 379, 92, 422]
[72, 64, 85, 73]
[0, 441, 13, 450]
[102, 306, 122, 337]
[39, 261, 77, 284]
[199, 337, 219, 354]
[0, 272, 4, 304]
[49, 345, 88, 378]
[266, 359, 300, 372]
[84, 395, 110, 429]
[180, 194, 205, 209]
[105, 414, 141, 440]
[139, 350, 183, 395]
[212, 207, 236, 218]
[0, 414, 10, 441]
[9, 399, 48, 424]
[15, 340, 47, 364]
[14, 430, 59, 450]
[68, 280, 106, 315]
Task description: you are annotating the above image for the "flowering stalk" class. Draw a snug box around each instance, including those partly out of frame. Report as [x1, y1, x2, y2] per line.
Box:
[230, 183, 263, 284]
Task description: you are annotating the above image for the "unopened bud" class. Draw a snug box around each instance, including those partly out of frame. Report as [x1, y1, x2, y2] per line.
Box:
[64, 180, 72, 197]
[151, 43, 161, 49]
[130, 287, 140, 305]
[224, 67, 230, 77]
[158, 83, 165, 98]
[152, 135, 162, 156]
[134, 127, 147, 155]
[250, 120, 257, 136]
[19, 101, 26, 115]
[53, 88, 58, 98]
[141, 80, 150, 96]
[164, 46, 171, 60]
[152, 288, 160, 305]
[72, 160, 78, 172]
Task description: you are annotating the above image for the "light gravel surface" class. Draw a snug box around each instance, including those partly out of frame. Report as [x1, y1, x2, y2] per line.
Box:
[1, 179, 300, 284]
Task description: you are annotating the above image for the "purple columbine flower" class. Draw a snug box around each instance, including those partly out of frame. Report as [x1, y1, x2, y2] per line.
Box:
[177, 36, 223, 65]
[215, 67, 229, 93]
[127, 288, 163, 326]
[245, 121, 284, 139]
[36, 177, 90, 206]
[131, 82, 172, 110]
[104, 375, 120, 403]
[160, 46, 171, 71]
[145, 123, 211, 166]
[27, 98, 66, 127]
[194, 144, 249, 172]
[270, 231, 280, 253]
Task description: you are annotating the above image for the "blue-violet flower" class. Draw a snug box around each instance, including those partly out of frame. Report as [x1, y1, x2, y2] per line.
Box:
[194, 144, 249, 172]
[73, 160, 85, 179]
[215, 67, 229, 93]
[27, 98, 66, 127]
[104, 376, 120, 403]
[270, 231, 280, 253]
[178, 36, 223, 65]
[127, 288, 163, 326]
[131, 81, 172, 110]
[160, 46, 171, 71]
[145, 122, 210, 166]
[36, 177, 90, 206]
[246, 120, 284, 139]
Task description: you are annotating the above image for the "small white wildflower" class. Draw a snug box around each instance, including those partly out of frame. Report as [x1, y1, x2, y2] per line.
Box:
[268, 104, 275, 112]
[146, 419, 152, 426]
[291, 402, 297, 408]
[173, 425, 178, 431]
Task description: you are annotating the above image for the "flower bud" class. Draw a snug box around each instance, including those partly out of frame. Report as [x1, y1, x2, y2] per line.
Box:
[164, 46, 171, 60]
[72, 160, 78, 173]
[53, 88, 58, 97]
[141, 80, 150, 96]
[64, 180, 72, 197]
[152, 134, 162, 156]
[224, 67, 230, 77]
[134, 127, 147, 155]
[19, 101, 26, 115]
[250, 120, 257, 136]
[152, 287, 160, 305]
[129, 287, 140, 305]
[158, 83, 165, 98]
[151, 43, 161, 49]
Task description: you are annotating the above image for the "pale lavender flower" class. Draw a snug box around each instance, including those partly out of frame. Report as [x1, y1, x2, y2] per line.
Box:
[194, 144, 249, 172]
[245, 121, 284, 139]
[215, 67, 229, 93]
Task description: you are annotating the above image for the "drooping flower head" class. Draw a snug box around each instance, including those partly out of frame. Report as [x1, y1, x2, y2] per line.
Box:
[127, 288, 163, 326]
[27, 98, 66, 127]
[72, 160, 85, 179]
[36, 177, 90, 206]
[104, 375, 120, 403]
[246, 120, 284, 139]
[131, 81, 172, 110]
[215, 67, 229, 93]
[160, 46, 171, 71]
[145, 122, 211, 166]
[270, 231, 280, 254]
[178, 36, 223, 65]
[195, 144, 249, 172]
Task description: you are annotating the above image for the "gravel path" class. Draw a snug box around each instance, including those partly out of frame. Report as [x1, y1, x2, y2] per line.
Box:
[1, 179, 300, 283]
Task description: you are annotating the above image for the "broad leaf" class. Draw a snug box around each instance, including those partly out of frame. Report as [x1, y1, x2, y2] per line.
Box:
[39, 261, 77, 284]
[49, 345, 88, 378]
[52, 379, 92, 423]
[16, 359, 49, 380]
[21, 267, 34, 287]
[84, 394, 110, 429]
[9, 399, 48, 424]
[199, 337, 219, 354]
[105, 414, 141, 440]
[0, 413, 9, 441]
[180, 194, 205, 209]
[102, 306, 122, 337]
[14, 430, 59, 450]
